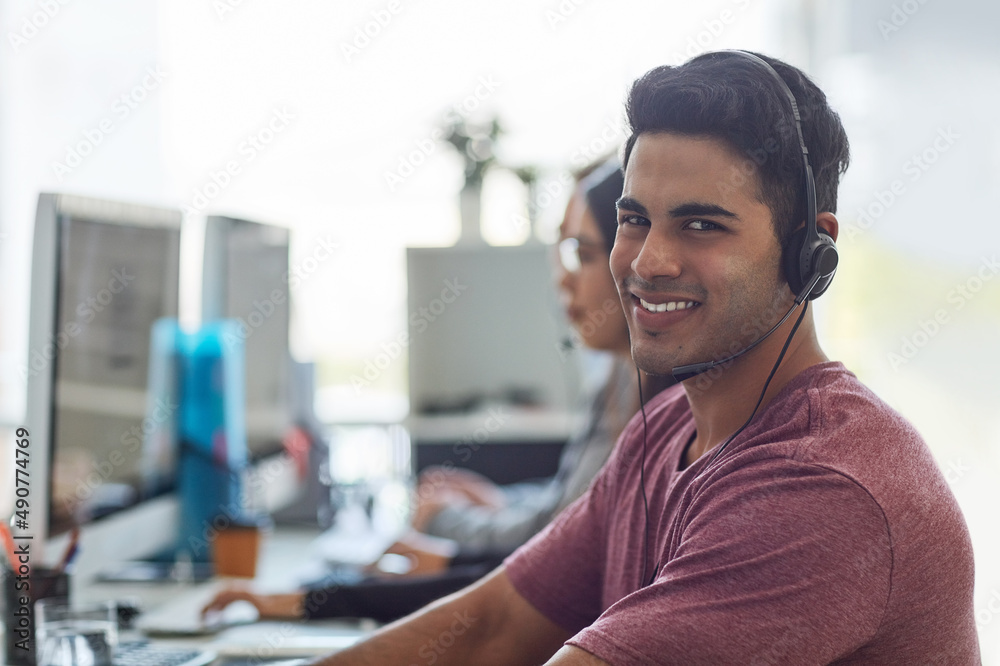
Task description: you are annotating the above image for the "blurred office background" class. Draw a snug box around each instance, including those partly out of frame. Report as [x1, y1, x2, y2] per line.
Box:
[0, 0, 998, 659]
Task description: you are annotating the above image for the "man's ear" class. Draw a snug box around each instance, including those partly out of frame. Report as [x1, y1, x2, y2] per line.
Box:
[816, 212, 839, 243]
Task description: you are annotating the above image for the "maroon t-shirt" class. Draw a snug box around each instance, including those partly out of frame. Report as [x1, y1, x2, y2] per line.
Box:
[505, 362, 980, 664]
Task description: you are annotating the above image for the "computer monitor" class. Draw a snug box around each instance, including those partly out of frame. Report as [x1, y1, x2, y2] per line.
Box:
[24, 193, 182, 574]
[406, 245, 580, 415]
[201, 215, 292, 460]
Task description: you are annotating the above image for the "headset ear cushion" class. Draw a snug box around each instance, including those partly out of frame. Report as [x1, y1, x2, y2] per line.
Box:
[806, 236, 838, 300]
[782, 226, 809, 296]
[783, 227, 839, 300]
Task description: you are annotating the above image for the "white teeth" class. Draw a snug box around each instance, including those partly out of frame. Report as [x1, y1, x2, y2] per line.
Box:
[638, 298, 697, 313]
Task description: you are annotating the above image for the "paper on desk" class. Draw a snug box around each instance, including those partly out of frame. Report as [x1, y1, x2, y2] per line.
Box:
[208, 621, 367, 657]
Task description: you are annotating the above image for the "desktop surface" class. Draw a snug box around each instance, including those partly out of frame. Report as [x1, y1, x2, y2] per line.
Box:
[73, 526, 372, 664]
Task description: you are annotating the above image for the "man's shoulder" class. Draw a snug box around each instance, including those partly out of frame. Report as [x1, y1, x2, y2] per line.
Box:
[795, 361, 925, 455]
[748, 362, 961, 536]
[725, 362, 946, 511]
[762, 361, 920, 446]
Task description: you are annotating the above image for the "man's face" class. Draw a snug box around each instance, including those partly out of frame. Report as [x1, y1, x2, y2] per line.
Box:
[610, 132, 791, 377]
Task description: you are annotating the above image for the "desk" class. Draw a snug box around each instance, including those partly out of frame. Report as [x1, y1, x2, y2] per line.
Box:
[73, 526, 372, 663]
[406, 410, 578, 484]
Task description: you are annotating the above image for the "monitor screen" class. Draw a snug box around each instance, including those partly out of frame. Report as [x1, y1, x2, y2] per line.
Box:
[25, 193, 181, 542]
[201, 215, 292, 459]
[406, 245, 580, 415]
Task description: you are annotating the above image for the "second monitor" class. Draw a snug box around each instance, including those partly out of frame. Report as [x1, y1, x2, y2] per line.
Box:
[202, 215, 293, 460]
[406, 244, 580, 416]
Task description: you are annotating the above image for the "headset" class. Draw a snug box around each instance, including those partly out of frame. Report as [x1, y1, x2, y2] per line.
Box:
[669, 50, 839, 383]
[636, 50, 839, 589]
[739, 49, 841, 302]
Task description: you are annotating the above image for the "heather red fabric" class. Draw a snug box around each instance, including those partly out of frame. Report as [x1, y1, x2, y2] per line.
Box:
[505, 362, 980, 664]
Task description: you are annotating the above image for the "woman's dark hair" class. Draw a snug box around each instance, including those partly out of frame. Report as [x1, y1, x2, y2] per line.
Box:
[580, 159, 624, 252]
[622, 51, 850, 248]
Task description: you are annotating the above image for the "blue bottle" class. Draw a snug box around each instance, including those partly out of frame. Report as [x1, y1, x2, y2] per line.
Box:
[175, 321, 249, 562]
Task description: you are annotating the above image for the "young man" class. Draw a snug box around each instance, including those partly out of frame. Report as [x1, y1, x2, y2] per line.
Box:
[313, 52, 979, 665]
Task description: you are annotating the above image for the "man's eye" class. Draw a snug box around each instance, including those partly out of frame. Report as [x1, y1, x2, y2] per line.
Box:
[687, 219, 720, 231]
[618, 214, 649, 227]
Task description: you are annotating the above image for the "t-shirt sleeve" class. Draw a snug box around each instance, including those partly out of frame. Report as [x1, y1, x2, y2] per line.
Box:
[570, 460, 893, 665]
[504, 464, 613, 635]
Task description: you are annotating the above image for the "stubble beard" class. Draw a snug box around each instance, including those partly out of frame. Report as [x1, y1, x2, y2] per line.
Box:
[627, 275, 791, 379]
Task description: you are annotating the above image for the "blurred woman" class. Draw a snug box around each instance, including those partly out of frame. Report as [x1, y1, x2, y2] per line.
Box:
[409, 158, 661, 552]
[202, 158, 673, 622]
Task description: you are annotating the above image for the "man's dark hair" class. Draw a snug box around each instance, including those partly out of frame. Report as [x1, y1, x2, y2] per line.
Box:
[622, 51, 850, 248]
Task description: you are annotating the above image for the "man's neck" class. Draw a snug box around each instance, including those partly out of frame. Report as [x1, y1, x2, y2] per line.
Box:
[681, 314, 829, 466]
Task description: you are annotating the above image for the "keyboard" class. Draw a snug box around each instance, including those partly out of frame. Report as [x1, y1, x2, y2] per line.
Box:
[115, 641, 215, 666]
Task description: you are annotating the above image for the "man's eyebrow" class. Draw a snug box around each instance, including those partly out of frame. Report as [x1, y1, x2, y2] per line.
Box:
[616, 197, 739, 221]
[669, 202, 738, 219]
[615, 196, 648, 216]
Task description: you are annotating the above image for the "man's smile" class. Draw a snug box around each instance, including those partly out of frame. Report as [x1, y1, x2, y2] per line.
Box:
[637, 298, 699, 313]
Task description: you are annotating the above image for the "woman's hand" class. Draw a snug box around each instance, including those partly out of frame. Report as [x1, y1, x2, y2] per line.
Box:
[200, 585, 306, 620]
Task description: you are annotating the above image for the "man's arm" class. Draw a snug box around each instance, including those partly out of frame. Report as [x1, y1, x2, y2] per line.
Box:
[311, 566, 571, 666]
